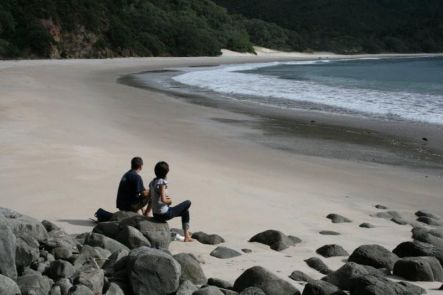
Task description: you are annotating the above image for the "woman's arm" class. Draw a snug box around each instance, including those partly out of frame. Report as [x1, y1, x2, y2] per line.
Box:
[159, 185, 172, 205]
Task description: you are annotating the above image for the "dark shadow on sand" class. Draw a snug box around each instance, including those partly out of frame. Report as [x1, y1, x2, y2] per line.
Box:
[57, 219, 95, 227]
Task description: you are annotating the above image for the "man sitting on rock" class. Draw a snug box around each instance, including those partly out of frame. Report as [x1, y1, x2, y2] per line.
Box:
[116, 157, 150, 214]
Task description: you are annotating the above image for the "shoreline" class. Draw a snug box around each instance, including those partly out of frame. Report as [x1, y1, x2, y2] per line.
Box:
[120, 58, 443, 173]
[1, 54, 443, 293]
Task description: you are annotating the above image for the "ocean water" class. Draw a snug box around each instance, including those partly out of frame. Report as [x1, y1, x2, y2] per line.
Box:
[172, 57, 443, 125]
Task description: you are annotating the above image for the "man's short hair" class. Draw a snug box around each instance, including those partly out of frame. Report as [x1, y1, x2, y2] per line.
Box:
[154, 161, 169, 178]
[131, 157, 143, 170]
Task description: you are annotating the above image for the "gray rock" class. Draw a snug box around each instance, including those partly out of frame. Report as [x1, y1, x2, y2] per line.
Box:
[208, 278, 233, 289]
[192, 232, 225, 245]
[32, 262, 50, 274]
[348, 244, 398, 270]
[49, 260, 76, 280]
[412, 227, 443, 248]
[55, 278, 73, 295]
[50, 285, 62, 295]
[92, 222, 120, 240]
[375, 204, 388, 210]
[219, 288, 239, 295]
[392, 240, 437, 260]
[302, 280, 339, 295]
[289, 271, 314, 283]
[210, 246, 242, 259]
[372, 211, 403, 220]
[239, 287, 266, 295]
[76, 268, 104, 294]
[0, 207, 49, 242]
[0, 274, 21, 295]
[42, 220, 61, 232]
[0, 221, 17, 280]
[417, 216, 442, 226]
[104, 282, 124, 295]
[115, 225, 151, 249]
[249, 230, 300, 251]
[176, 280, 199, 295]
[44, 228, 80, 252]
[53, 246, 73, 260]
[83, 233, 129, 254]
[359, 223, 376, 228]
[326, 214, 351, 223]
[304, 257, 331, 275]
[16, 236, 40, 272]
[393, 256, 443, 281]
[173, 253, 207, 284]
[349, 274, 425, 295]
[127, 246, 181, 295]
[194, 286, 225, 295]
[391, 217, 408, 225]
[120, 216, 171, 249]
[316, 245, 349, 258]
[323, 262, 386, 290]
[233, 266, 301, 295]
[68, 285, 94, 295]
[109, 211, 138, 222]
[415, 210, 441, 220]
[17, 273, 52, 295]
[319, 231, 340, 236]
[101, 249, 129, 275]
[73, 245, 111, 270]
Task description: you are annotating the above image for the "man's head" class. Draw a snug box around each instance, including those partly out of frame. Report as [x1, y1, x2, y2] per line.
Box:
[154, 161, 169, 179]
[131, 157, 143, 171]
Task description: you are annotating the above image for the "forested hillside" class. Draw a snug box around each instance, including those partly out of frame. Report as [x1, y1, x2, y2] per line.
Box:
[0, 0, 442, 59]
[215, 0, 443, 53]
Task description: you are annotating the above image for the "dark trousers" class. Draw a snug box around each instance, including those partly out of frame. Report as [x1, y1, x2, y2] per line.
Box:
[154, 200, 191, 230]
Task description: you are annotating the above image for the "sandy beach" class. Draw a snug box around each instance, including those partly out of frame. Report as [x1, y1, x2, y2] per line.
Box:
[1, 54, 442, 292]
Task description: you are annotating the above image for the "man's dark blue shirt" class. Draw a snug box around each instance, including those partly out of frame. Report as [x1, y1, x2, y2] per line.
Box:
[116, 169, 144, 211]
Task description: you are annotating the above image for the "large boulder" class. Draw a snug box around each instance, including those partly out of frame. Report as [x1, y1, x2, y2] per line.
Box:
[194, 286, 225, 295]
[105, 282, 125, 295]
[73, 245, 111, 270]
[233, 266, 301, 295]
[0, 274, 21, 295]
[0, 220, 17, 280]
[55, 278, 73, 295]
[176, 280, 199, 295]
[92, 222, 120, 240]
[326, 214, 351, 223]
[192, 232, 225, 245]
[68, 285, 94, 295]
[101, 249, 129, 275]
[249, 230, 300, 251]
[316, 245, 349, 258]
[17, 273, 52, 295]
[349, 274, 425, 295]
[348, 245, 398, 270]
[16, 236, 40, 272]
[393, 256, 443, 281]
[208, 278, 233, 289]
[240, 287, 266, 295]
[0, 207, 49, 242]
[127, 246, 181, 295]
[119, 216, 170, 249]
[48, 260, 76, 280]
[210, 246, 242, 259]
[173, 253, 207, 284]
[304, 257, 331, 275]
[302, 280, 340, 295]
[417, 216, 442, 226]
[415, 210, 441, 220]
[115, 225, 151, 249]
[412, 227, 443, 248]
[76, 268, 105, 294]
[109, 211, 139, 222]
[44, 228, 80, 252]
[323, 262, 386, 290]
[289, 271, 314, 283]
[83, 233, 129, 253]
[393, 240, 443, 265]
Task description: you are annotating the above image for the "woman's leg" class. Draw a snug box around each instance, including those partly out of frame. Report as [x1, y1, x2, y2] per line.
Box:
[166, 200, 192, 241]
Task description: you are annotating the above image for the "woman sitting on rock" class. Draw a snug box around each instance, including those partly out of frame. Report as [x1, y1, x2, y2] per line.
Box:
[147, 161, 193, 242]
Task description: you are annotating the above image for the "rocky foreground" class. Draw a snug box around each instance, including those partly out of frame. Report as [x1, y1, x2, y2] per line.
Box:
[1, 207, 443, 295]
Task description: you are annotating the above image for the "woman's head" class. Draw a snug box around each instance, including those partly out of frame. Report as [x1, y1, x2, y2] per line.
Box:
[154, 161, 169, 178]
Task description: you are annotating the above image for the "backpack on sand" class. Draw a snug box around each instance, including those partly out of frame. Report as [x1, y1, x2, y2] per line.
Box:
[94, 208, 113, 222]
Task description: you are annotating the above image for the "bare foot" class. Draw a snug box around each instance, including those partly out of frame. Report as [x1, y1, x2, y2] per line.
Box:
[184, 237, 194, 242]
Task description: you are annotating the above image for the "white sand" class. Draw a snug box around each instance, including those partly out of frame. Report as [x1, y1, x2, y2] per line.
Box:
[1, 55, 442, 292]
